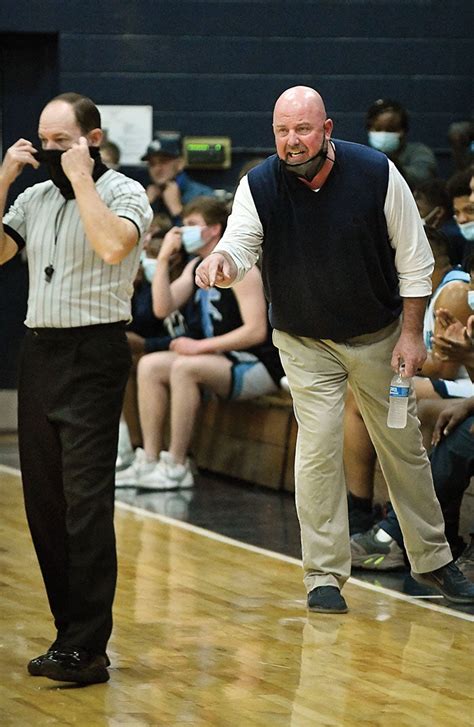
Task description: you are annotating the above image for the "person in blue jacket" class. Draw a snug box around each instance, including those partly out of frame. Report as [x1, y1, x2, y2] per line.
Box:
[142, 131, 215, 225]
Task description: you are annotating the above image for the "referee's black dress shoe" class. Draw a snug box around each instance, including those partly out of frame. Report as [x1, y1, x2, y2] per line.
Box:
[29, 647, 110, 684]
[28, 649, 58, 676]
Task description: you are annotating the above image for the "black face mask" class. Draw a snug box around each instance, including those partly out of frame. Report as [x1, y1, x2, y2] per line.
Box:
[282, 136, 329, 182]
[34, 146, 108, 199]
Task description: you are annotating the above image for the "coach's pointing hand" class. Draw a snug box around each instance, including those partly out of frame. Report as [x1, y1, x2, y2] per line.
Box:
[195, 252, 237, 289]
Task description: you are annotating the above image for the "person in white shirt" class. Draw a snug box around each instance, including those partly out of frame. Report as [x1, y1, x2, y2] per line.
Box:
[0, 92, 152, 684]
[195, 85, 474, 613]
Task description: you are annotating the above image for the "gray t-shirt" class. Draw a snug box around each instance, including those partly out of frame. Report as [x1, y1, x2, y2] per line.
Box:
[3, 169, 153, 328]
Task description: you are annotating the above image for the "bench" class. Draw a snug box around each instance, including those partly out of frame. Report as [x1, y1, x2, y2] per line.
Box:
[190, 393, 474, 542]
[191, 390, 297, 491]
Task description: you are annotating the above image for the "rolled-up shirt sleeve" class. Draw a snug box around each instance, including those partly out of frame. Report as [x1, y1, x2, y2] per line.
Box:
[385, 160, 433, 298]
[214, 176, 263, 282]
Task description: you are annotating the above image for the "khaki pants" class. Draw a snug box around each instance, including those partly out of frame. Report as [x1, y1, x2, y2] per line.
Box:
[273, 322, 452, 593]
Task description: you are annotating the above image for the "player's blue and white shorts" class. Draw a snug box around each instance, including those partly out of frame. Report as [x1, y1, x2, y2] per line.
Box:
[226, 351, 278, 400]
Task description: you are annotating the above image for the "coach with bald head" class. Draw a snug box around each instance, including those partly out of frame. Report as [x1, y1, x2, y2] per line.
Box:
[196, 86, 474, 612]
[0, 93, 152, 683]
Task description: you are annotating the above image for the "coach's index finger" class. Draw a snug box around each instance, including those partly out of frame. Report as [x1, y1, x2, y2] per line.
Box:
[208, 254, 224, 287]
[206, 254, 225, 287]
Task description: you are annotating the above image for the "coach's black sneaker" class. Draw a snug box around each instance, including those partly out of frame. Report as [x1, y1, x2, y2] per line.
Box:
[411, 561, 474, 604]
[307, 586, 348, 613]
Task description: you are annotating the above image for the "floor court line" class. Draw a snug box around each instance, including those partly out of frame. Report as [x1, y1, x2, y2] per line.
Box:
[2, 464, 473, 623]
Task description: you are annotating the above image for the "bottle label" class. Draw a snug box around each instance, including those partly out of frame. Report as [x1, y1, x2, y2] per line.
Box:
[390, 385, 409, 397]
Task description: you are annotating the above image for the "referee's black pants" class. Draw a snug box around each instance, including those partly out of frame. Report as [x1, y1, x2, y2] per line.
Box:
[18, 323, 131, 655]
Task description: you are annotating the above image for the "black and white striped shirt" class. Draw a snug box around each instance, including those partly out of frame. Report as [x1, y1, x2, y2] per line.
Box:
[3, 170, 153, 328]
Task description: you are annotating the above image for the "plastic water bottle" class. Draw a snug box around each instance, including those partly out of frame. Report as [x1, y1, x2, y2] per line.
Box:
[387, 369, 411, 429]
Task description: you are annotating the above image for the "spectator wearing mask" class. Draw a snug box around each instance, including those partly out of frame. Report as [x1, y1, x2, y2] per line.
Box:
[142, 132, 215, 225]
[118, 214, 203, 465]
[116, 196, 283, 491]
[366, 98, 438, 189]
[446, 168, 474, 269]
[413, 178, 465, 266]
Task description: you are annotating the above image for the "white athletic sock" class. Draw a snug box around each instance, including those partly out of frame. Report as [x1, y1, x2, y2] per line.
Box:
[375, 527, 393, 543]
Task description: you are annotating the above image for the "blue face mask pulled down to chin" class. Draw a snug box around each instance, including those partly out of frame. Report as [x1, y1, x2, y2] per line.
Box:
[181, 225, 204, 253]
[368, 130, 401, 154]
[458, 220, 474, 242]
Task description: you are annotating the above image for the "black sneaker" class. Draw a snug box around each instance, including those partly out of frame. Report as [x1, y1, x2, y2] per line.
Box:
[411, 561, 474, 604]
[307, 586, 348, 613]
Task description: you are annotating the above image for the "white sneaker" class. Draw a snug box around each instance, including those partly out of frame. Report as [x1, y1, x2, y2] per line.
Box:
[115, 448, 157, 488]
[138, 451, 195, 490]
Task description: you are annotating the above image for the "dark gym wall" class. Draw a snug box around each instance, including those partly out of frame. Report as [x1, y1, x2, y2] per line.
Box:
[0, 33, 58, 389]
[1, 0, 472, 186]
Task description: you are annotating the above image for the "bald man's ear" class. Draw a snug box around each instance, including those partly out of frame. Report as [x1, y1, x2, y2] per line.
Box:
[324, 118, 334, 137]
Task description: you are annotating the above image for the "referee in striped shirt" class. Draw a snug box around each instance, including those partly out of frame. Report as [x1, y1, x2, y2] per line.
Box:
[0, 93, 153, 684]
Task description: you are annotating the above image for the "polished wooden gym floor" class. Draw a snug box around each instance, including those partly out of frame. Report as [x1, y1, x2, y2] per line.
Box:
[1, 465, 473, 727]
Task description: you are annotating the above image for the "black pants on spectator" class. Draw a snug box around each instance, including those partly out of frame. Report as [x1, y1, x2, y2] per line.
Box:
[383, 416, 474, 556]
[18, 324, 131, 655]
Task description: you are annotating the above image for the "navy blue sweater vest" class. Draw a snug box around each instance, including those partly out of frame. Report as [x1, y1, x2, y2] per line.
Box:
[247, 140, 402, 341]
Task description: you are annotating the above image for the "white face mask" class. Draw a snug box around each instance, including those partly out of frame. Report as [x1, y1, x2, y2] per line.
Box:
[368, 130, 401, 154]
[458, 220, 474, 241]
[468, 289, 474, 310]
[181, 225, 205, 253]
[141, 255, 158, 283]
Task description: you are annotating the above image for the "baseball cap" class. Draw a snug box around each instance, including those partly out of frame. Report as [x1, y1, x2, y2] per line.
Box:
[141, 132, 182, 161]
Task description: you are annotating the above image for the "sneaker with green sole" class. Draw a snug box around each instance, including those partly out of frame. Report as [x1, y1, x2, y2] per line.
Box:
[351, 526, 405, 571]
